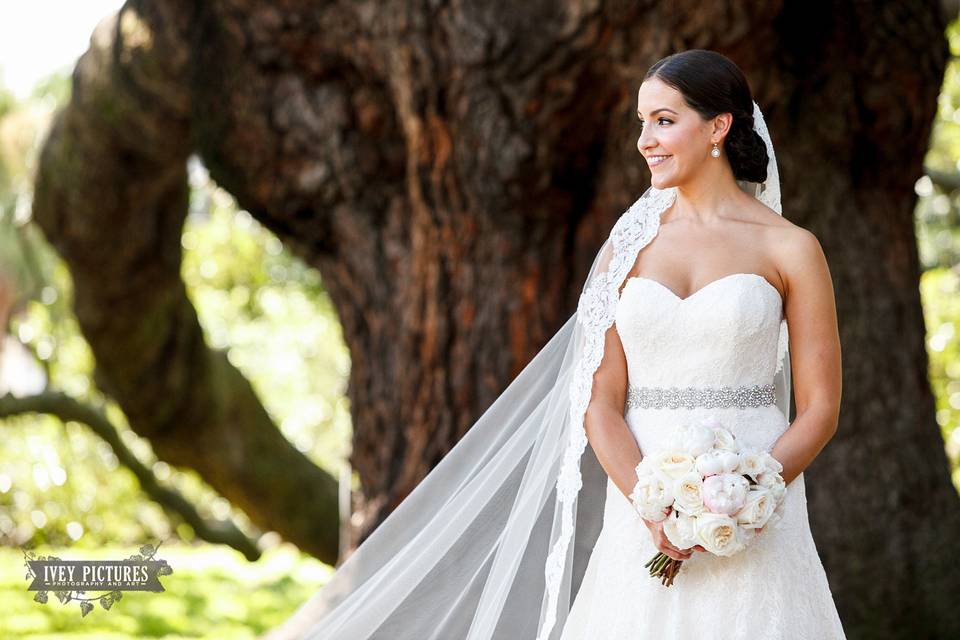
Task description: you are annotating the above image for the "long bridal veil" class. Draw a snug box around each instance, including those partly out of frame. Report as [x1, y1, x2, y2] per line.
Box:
[265, 100, 787, 640]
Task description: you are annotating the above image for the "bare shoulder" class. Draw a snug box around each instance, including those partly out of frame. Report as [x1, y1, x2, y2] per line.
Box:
[741, 200, 828, 301]
[771, 223, 832, 304]
[745, 199, 798, 230]
[742, 199, 814, 257]
[759, 209, 823, 268]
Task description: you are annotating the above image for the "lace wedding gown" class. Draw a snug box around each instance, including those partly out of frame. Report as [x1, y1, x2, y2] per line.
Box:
[560, 272, 846, 640]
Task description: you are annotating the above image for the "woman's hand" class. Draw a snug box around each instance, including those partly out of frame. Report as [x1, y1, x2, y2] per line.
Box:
[641, 507, 706, 560]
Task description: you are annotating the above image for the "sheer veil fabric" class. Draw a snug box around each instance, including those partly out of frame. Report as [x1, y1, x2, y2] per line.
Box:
[265, 101, 788, 640]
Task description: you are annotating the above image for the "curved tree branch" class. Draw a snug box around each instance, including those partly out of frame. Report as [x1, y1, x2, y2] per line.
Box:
[0, 390, 261, 561]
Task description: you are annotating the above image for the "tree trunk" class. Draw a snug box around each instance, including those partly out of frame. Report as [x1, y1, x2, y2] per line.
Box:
[30, 0, 959, 635]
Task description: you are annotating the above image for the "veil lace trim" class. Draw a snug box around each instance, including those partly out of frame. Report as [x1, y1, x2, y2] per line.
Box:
[538, 100, 786, 640]
[538, 186, 674, 638]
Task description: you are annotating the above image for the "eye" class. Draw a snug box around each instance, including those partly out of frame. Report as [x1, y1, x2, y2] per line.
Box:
[638, 117, 672, 129]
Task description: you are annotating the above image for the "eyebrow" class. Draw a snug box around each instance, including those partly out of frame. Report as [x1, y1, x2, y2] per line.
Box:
[637, 107, 678, 117]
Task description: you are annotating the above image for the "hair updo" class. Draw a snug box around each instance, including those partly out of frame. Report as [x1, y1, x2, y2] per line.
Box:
[643, 49, 768, 184]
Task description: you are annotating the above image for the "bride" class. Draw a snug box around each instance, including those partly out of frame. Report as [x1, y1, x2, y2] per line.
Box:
[265, 49, 846, 640]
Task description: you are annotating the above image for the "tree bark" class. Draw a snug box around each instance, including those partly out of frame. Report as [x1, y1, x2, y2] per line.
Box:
[29, 0, 960, 635]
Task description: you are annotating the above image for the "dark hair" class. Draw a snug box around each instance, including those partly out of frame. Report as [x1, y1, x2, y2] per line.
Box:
[644, 49, 767, 183]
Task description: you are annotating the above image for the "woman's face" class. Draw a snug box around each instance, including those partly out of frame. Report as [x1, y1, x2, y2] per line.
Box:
[636, 77, 720, 189]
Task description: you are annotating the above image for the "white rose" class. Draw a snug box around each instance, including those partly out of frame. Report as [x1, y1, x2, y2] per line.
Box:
[756, 470, 776, 487]
[761, 451, 784, 474]
[672, 471, 705, 516]
[757, 472, 786, 503]
[711, 426, 739, 452]
[671, 422, 717, 457]
[629, 467, 674, 522]
[637, 503, 670, 522]
[662, 510, 699, 550]
[734, 487, 776, 529]
[635, 456, 654, 475]
[695, 512, 746, 556]
[649, 450, 696, 480]
[736, 448, 766, 481]
[695, 451, 724, 477]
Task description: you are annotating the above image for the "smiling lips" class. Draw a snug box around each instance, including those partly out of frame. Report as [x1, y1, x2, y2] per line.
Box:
[647, 154, 671, 168]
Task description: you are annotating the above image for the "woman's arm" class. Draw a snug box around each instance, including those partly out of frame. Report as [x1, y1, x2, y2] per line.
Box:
[770, 228, 843, 486]
[584, 320, 643, 502]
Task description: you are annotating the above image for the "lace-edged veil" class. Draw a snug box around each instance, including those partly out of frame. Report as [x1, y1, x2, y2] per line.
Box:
[265, 100, 787, 640]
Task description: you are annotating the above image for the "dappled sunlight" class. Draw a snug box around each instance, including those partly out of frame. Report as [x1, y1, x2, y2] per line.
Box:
[0, 542, 331, 638]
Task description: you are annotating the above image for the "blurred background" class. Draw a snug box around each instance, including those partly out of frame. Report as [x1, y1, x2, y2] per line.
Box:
[0, 2, 343, 637]
[1, 1, 959, 638]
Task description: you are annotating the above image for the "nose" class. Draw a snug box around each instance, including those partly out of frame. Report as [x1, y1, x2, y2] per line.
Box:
[637, 125, 655, 153]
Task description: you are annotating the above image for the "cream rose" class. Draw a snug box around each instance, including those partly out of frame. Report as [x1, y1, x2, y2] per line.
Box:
[649, 450, 696, 480]
[695, 512, 746, 556]
[734, 487, 776, 529]
[760, 451, 784, 474]
[757, 471, 786, 503]
[736, 448, 766, 481]
[672, 471, 705, 516]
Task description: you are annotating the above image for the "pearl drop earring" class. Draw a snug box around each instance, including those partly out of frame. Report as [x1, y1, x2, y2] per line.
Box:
[711, 143, 720, 158]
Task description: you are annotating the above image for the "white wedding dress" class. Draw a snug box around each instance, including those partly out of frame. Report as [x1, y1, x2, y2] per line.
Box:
[560, 272, 846, 640]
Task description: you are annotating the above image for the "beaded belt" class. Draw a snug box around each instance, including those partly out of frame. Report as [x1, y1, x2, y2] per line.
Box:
[626, 383, 776, 410]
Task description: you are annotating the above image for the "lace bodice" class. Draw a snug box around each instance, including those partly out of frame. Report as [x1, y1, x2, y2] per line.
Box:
[616, 272, 784, 388]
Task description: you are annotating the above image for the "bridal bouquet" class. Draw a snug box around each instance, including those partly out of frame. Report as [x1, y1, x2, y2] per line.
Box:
[628, 415, 787, 587]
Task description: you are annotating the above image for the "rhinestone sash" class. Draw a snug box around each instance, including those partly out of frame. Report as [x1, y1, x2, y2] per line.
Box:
[626, 383, 776, 410]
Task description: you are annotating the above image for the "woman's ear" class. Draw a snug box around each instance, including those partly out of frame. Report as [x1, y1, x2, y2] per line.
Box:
[712, 113, 733, 140]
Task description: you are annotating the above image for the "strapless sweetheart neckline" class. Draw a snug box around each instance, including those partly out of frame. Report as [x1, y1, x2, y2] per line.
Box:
[624, 272, 783, 305]
[566, 269, 847, 640]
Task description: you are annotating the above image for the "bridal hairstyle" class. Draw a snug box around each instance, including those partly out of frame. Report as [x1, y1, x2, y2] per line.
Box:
[645, 49, 769, 184]
[267, 49, 787, 640]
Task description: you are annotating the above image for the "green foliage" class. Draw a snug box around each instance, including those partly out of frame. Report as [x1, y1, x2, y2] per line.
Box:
[917, 20, 960, 490]
[1, 127, 150, 546]
[917, 20, 960, 268]
[180, 159, 352, 474]
[0, 72, 351, 554]
[922, 268, 960, 491]
[0, 542, 329, 638]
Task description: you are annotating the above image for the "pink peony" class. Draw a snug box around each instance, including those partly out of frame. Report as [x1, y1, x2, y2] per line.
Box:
[701, 473, 750, 516]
